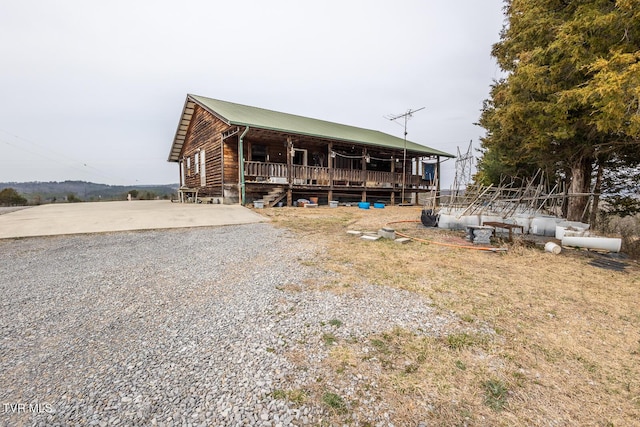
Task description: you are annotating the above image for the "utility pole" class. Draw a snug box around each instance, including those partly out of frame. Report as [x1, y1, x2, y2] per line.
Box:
[386, 107, 425, 204]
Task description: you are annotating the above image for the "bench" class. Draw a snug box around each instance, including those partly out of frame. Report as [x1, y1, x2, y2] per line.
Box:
[178, 187, 199, 203]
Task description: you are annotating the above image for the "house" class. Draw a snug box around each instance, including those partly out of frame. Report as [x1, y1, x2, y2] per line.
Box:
[168, 94, 454, 206]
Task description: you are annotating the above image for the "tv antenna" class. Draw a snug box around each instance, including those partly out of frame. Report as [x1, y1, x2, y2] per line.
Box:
[385, 107, 426, 204]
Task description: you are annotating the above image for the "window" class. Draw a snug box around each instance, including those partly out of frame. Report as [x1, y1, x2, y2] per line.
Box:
[195, 152, 200, 174]
[186, 157, 191, 176]
[251, 144, 267, 162]
[200, 149, 206, 187]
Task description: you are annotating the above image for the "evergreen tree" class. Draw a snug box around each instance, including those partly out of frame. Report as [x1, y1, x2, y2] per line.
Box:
[0, 188, 28, 206]
[477, 0, 640, 221]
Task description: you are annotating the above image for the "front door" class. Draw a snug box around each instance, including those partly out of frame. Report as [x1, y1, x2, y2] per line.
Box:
[293, 149, 307, 166]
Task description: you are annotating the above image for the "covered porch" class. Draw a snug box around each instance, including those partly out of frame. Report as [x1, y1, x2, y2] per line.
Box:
[244, 161, 430, 189]
[242, 141, 440, 206]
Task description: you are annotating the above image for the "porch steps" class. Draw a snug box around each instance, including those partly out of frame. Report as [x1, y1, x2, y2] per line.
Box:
[261, 187, 286, 207]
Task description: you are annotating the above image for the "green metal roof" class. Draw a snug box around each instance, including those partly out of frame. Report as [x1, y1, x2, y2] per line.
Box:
[169, 94, 454, 162]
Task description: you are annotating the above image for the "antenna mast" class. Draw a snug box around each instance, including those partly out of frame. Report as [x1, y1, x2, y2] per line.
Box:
[386, 107, 425, 204]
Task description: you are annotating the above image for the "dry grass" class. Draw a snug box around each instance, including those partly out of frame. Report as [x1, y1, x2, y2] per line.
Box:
[260, 206, 640, 426]
[601, 213, 640, 259]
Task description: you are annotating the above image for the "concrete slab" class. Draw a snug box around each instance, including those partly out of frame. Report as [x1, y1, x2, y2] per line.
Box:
[361, 234, 382, 241]
[394, 237, 412, 244]
[0, 200, 268, 239]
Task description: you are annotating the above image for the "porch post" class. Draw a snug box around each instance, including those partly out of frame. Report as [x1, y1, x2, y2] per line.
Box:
[361, 148, 367, 202]
[390, 156, 395, 205]
[328, 142, 334, 203]
[436, 155, 441, 208]
[409, 156, 416, 205]
[238, 126, 250, 205]
[287, 137, 293, 206]
[220, 134, 225, 200]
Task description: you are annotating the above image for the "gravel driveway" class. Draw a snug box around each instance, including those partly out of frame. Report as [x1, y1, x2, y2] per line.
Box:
[1, 223, 458, 426]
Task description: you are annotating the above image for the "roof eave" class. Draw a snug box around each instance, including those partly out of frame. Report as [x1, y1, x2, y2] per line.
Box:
[169, 94, 455, 160]
[226, 120, 454, 158]
[167, 94, 233, 162]
[167, 97, 196, 162]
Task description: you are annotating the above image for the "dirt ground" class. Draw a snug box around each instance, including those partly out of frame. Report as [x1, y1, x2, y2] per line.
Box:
[259, 205, 640, 426]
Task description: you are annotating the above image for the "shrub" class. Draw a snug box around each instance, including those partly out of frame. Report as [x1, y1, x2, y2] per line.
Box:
[66, 193, 82, 203]
[0, 188, 27, 206]
[599, 213, 640, 260]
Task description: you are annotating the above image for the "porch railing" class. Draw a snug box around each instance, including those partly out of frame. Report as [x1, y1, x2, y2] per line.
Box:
[332, 168, 364, 184]
[292, 165, 330, 185]
[244, 161, 427, 188]
[244, 161, 287, 180]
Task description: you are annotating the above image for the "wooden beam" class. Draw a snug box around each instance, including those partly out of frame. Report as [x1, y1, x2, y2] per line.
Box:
[328, 142, 334, 202]
[222, 126, 240, 140]
[287, 137, 293, 187]
[390, 155, 396, 205]
[436, 156, 441, 207]
[362, 147, 367, 201]
[287, 137, 293, 206]
[220, 133, 225, 195]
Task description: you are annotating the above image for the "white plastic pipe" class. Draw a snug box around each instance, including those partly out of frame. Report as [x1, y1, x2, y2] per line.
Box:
[561, 236, 622, 253]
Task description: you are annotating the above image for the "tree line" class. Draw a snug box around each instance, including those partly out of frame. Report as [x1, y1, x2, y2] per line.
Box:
[0, 181, 178, 205]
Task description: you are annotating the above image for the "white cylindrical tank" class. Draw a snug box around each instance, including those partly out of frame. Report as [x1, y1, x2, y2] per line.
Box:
[561, 236, 622, 253]
[461, 215, 480, 227]
[439, 210, 466, 230]
[437, 213, 453, 229]
[480, 214, 503, 225]
[513, 214, 532, 234]
[555, 221, 590, 239]
[531, 216, 562, 236]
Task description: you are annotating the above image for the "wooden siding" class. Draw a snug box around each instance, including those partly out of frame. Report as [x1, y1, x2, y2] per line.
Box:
[223, 137, 239, 184]
[180, 105, 228, 197]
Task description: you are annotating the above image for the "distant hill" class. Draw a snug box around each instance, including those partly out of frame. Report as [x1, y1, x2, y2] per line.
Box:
[0, 180, 179, 203]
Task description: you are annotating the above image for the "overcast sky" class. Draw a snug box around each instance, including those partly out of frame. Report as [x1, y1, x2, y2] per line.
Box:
[0, 0, 505, 187]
